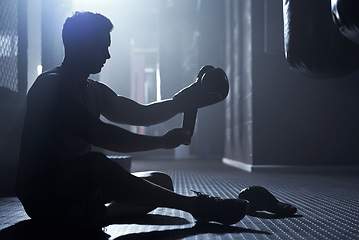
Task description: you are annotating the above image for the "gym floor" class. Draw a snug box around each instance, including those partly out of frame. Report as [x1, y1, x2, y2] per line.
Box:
[1, 158, 358, 240]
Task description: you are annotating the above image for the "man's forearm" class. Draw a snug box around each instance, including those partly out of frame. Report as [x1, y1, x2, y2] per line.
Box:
[139, 98, 181, 126]
[89, 122, 188, 153]
[89, 122, 165, 152]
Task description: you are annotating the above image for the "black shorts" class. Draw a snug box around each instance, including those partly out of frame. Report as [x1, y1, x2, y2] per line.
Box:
[17, 164, 109, 225]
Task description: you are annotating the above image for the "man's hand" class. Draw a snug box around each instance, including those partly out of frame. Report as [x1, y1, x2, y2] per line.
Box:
[162, 128, 192, 149]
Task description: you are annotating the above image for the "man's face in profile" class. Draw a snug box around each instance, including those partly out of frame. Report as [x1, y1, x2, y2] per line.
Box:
[82, 33, 111, 74]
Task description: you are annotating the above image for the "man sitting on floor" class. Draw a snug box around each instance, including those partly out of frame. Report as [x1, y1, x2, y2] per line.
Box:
[16, 11, 296, 228]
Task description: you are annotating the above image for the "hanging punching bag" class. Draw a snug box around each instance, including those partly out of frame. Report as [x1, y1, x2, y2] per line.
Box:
[283, 0, 359, 78]
[332, 0, 359, 45]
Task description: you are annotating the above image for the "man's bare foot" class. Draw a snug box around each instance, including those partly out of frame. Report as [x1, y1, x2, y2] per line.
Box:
[238, 186, 297, 216]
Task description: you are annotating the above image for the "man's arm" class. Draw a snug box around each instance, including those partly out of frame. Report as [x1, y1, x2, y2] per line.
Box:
[29, 74, 189, 153]
[58, 96, 190, 152]
[99, 82, 182, 126]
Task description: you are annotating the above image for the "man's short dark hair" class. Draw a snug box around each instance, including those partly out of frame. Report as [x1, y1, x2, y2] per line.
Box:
[62, 11, 113, 51]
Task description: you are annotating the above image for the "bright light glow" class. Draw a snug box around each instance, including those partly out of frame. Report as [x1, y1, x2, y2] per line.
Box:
[37, 64, 43, 76]
[144, 67, 154, 73]
[156, 62, 161, 101]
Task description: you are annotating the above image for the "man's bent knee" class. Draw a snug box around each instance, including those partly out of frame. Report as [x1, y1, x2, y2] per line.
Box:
[133, 171, 174, 191]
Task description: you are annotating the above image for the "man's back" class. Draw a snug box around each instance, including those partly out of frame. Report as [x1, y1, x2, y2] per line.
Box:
[16, 67, 105, 191]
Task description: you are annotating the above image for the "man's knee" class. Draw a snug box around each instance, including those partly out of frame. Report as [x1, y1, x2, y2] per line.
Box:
[133, 171, 174, 191]
[153, 172, 174, 191]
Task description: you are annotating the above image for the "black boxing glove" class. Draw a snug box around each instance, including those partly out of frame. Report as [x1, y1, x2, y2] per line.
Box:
[173, 67, 229, 112]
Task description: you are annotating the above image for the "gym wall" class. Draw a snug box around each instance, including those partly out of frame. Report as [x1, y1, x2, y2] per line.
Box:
[224, 0, 359, 170]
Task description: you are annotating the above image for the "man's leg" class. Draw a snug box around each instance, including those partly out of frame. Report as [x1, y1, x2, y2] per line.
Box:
[55, 152, 192, 213]
[106, 171, 175, 218]
[54, 152, 249, 226]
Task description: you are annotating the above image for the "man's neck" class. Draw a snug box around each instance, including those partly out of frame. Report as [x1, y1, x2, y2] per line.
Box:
[61, 59, 90, 82]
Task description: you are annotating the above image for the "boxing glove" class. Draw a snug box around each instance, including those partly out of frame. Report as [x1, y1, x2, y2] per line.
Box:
[173, 67, 229, 112]
[182, 65, 215, 138]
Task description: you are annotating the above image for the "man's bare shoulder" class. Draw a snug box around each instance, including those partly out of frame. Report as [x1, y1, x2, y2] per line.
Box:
[28, 67, 62, 97]
[87, 79, 118, 97]
[38, 67, 62, 82]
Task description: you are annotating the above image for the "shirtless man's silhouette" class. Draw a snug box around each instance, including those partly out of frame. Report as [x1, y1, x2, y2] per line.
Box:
[16, 11, 296, 227]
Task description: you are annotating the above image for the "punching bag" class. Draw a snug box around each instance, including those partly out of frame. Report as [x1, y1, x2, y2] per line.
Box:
[283, 0, 359, 78]
[332, 0, 359, 45]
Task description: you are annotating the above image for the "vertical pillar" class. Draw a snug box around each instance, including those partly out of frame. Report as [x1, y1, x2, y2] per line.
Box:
[223, 0, 253, 170]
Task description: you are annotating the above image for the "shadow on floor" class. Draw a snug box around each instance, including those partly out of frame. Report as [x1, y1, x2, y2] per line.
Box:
[112, 222, 271, 240]
[0, 214, 271, 240]
[0, 219, 110, 240]
[103, 213, 191, 226]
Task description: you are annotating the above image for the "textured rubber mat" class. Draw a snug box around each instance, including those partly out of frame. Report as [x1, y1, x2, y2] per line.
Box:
[0, 197, 29, 229]
[1, 159, 359, 240]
